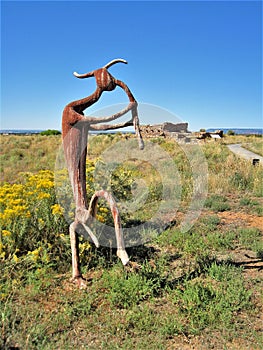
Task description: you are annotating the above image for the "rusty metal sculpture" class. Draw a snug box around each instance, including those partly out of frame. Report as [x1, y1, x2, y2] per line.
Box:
[62, 59, 144, 288]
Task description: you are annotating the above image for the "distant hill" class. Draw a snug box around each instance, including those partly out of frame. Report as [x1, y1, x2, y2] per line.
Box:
[206, 128, 262, 135]
[1, 128, 262, 136]
[0, 129, 44, 135]
[0, 129, 134, 135]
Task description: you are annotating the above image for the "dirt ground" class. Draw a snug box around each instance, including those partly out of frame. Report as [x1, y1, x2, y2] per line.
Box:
[217, 211, 263, 230]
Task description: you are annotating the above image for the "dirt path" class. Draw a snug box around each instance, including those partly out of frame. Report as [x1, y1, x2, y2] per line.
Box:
[227, 143, 263, 163]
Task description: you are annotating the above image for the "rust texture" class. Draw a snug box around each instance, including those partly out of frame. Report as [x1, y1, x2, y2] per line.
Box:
[62, 59, 143, 287]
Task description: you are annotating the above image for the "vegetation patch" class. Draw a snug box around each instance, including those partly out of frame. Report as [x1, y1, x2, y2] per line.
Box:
[40, 129, 61, 136]
[242, 137, 263, 157]
[205, 194, 231, 212]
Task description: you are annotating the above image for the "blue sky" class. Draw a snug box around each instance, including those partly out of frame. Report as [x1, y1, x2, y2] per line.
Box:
[1, 1, 262, 131]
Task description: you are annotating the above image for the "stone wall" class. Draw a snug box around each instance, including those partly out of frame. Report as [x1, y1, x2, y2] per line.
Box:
[162, 122, 188, 133]
[139, 122, 189, 138]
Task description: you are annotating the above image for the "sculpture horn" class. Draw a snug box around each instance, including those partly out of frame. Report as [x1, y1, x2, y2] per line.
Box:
[103, 58, 128, 69]
[73, 70, 94, 79]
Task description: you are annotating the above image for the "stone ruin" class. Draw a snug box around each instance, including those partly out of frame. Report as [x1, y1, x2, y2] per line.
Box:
[139, 122, 191, 141]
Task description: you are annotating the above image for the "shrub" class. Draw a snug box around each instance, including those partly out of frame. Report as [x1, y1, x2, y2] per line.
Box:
[0, 170, 70, 271]
[40, 129, 61, 136]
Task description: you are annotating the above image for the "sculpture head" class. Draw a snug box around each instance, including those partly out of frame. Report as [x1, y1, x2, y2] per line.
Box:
[73, 58, 128, 92]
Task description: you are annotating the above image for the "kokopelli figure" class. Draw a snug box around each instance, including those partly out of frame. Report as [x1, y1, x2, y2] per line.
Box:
[62, 59, 144, 288]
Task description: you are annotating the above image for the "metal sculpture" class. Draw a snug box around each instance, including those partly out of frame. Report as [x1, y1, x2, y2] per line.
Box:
[62, 59, 144, 288]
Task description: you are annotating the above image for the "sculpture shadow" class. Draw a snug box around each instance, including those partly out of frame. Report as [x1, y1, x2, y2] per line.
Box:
[159, 255, 263, 294]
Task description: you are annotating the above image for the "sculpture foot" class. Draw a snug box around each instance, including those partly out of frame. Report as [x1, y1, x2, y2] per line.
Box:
[71, 276, 87, 289]
[117, 249, 129, 265]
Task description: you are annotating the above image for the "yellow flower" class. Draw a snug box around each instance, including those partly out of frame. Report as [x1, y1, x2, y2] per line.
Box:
[38, 218, 45, 228]
[27, 247, 42, 262]
[27, 191, 37, 196]
[1, 230, 11, 237]
[37, 192, 51, 200]
[36, 180, 54, 189]
[13, 254, 19, 263]
[99, 207, 109, 213]
[51, 204, 64, 216]
[0, 242, 4, 252]
[59, 233, 70, 243]
[96, 214, 105, 223]
[79, 241, 91, 258]
[1, 293, 7, 300]
[9, 198, 23, 205]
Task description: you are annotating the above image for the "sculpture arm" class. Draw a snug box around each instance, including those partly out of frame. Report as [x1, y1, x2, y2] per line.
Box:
[114, 79, 136, 102]
[79, 102, 137, 125]
[89, 119, 133, 131]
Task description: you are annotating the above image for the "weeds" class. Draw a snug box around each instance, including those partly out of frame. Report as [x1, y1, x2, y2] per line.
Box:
[205, 194, 231, 212]
[170, 263, 252, 335]
[237, 227, 263, 254]
[239, 197, 263, 216]
[242, 137, 263, 156]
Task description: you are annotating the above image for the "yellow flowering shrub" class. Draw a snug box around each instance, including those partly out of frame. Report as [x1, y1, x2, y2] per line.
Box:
[0, 158, 139, 270]
[0, 170, 69, 267]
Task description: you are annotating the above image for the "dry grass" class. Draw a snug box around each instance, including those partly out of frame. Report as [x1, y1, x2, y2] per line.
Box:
[0, 134, 62, 183]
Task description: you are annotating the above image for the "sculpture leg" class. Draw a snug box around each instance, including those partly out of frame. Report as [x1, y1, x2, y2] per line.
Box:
[69, 222, 87, 288]
[132, 106, 144, 150]
[111, 199, 129, 265]
[88, 190, 129, 265]
[115, 221, 129, 265]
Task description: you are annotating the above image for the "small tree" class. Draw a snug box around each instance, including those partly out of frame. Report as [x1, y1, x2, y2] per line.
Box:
[227, 130, 235, 136]
[40, 129, 61, 136]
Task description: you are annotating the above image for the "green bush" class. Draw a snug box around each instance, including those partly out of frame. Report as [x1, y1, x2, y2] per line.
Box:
[40, 129, 61, 136]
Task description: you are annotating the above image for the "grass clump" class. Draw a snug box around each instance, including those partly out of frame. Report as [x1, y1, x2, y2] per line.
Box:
[169, 263, 252, 335]
[102, 265, 159, 309]
[242, 137, 263, 156]
[205, 194, 231, 212]
[239, 197, 263, 216]
[237, 227, 263, 253]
